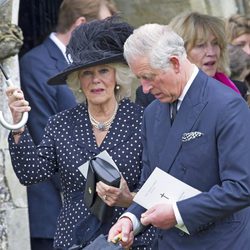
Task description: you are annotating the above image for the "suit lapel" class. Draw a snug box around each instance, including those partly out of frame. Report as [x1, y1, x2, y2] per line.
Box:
[154, 102, 171, 155]
[158, 70, 208, 172]
[72, 104, 99, 154]
[44, 37, 68, 71]
[100, 108, 134, 150]
[99, 100, 135, 151]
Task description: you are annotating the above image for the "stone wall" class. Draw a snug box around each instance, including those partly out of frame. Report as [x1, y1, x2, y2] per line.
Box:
[0, 0, 30, 249]
[114, 0, 239, 27]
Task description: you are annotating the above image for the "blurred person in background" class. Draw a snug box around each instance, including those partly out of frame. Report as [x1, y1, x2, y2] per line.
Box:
[226, 14, 250, 55]
[226, 14, 250, 101]
[19, 1, 117, 249]
[228, 44, 250, 102]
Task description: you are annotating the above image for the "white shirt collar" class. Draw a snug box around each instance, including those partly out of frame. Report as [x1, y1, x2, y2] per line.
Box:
[49, 32, 69, 63]
[178, 65, 199, 104]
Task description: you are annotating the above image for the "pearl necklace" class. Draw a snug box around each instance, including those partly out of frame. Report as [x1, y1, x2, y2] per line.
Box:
[88, 102, 118, 131]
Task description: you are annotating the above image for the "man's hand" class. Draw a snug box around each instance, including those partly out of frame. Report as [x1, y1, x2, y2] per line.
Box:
[108, 217, 134, 248]
[141, 203, 177, 229]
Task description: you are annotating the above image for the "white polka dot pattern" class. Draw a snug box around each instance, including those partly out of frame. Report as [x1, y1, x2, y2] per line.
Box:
[8, 98, 155, 249]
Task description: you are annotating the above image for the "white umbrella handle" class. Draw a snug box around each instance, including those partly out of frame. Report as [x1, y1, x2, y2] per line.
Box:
[0, 111, 28, 130]
[0, 69, 29, 130]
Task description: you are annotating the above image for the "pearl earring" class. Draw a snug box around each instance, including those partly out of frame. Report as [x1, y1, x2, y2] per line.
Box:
[115, 85, 120, 90]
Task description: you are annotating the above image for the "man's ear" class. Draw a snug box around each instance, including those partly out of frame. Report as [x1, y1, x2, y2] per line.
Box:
[74, 16, 87, 28]
[169, 56, 180, 73]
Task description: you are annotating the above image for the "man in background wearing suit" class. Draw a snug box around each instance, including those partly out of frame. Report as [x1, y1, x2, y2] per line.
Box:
[19, 1, 117, 249]
[108, 24, 250, 249]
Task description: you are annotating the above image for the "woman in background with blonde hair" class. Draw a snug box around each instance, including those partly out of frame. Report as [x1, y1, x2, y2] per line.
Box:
[226, 14, 250, 99]
[169, 11, 240, 94]
[226, 14, 250, 55]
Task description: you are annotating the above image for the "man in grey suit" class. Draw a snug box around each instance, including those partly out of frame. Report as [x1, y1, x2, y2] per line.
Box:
[20, 1, 117, 249]
[108, 24, 250, 249]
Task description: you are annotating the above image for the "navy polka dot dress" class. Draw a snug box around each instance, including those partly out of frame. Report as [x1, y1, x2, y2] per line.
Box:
[9, 98, 155, 249]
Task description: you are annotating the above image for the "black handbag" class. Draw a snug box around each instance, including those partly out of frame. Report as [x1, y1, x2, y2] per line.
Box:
[69, 234, 123, 250]
[83, 234, 123, 250]
[84, 157, 121, 222]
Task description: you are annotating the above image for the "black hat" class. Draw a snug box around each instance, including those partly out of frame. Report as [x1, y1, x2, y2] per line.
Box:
[48, 16, 134, 85]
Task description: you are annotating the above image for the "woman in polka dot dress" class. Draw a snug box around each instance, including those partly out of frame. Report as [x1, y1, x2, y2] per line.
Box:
[6, 17, 155, 249]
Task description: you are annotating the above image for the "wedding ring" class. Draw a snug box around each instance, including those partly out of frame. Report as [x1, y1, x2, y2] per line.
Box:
[103, 195, 107, 200]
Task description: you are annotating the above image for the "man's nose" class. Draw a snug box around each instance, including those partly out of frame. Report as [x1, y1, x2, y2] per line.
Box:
[141, 83, 152, 94]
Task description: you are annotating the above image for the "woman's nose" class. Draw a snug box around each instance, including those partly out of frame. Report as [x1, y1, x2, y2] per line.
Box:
[205, 44, 216, 55]
[93, 74, 100, 83]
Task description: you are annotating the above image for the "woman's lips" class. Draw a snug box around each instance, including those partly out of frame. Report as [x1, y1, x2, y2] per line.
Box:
[204, 61, 216, 66]
[91, 88, 104, 93]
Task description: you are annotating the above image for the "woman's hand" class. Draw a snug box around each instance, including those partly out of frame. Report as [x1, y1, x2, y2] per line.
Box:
[96, 176, 135, 207]
[6, 86, 31, 125]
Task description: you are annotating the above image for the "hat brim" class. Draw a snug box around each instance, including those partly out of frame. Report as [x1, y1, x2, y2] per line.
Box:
[48, 54, 126, 85]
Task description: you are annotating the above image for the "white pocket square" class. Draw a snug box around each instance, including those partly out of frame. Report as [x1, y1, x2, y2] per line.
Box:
[182, 131, 204, 142]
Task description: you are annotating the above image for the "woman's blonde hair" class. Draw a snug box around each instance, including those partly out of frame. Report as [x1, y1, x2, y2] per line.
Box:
[226, 14, 250, 43]
[169, 11, 230, 75]
[66, 63, 133, 103]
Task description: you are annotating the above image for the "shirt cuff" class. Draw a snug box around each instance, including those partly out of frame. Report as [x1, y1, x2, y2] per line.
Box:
[172, 202, 184, 225]
[120, 212, 142, 235]
[173, 202, 190, 234]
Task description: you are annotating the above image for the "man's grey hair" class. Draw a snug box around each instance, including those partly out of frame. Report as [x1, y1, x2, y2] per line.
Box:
[124, 24, 187, 70]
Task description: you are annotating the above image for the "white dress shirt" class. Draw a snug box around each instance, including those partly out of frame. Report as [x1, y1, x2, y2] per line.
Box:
[49, 32, 69, 63]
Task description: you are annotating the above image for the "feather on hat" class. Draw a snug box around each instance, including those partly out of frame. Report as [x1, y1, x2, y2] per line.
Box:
[48, 16, 134, 85]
